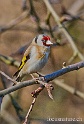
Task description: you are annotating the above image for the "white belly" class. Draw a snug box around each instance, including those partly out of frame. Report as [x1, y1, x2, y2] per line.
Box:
[27, 51, 49, 73]
[19, 47, 50, 76]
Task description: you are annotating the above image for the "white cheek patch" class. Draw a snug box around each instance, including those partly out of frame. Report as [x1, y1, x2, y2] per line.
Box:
[37, 35, 44, 46]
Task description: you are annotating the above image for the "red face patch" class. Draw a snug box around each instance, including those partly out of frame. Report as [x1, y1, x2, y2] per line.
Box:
[42, 36, 50, 41]
[42, 35, 51, 47]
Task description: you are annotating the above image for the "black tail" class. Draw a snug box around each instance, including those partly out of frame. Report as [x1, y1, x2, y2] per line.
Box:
[16, 76, 22, 82]
[13, 70, 20, 77]
[13, 70, 22, 83]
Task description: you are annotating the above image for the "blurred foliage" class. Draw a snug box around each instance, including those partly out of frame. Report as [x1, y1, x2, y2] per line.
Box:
[0, 0, 84, 124]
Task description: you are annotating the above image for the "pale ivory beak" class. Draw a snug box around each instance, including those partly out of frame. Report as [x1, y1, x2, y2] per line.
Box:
[46, 40, 53, 45]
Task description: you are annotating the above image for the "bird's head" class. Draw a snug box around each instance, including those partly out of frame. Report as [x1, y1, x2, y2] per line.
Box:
[33, 34, 53, 47]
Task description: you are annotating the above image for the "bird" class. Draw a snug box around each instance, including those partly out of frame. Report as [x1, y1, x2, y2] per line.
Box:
[13, 34, 53, 82]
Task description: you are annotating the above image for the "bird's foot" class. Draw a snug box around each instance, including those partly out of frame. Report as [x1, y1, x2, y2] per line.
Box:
[36, 72, 44, 77]
[30, 74, 35, 79]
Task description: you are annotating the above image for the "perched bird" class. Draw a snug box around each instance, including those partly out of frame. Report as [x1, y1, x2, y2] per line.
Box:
[13, 34, 53, 82]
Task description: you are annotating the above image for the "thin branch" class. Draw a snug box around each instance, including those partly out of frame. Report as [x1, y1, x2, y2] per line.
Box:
[22, 0, 28, 11]
[1, 74, 24, 121]
[54, 79, 84, 99]
[0, 11, 29, 33]
[29, 0, 42, 32]
[68, 0, 84, 16]
[68, 52, 78, 64]
[1, 110, 20, 124]
[46, 11, 54, 38]
[0, 54, 20, 67]
[0, 71, 16, 83]
[44, 61, 84, 82]
[43, 0, 84, 61]
[23, 98, 36, 124]
[31, 85, 44, 97]
[9, 94, 24, 121]
[0, 78, 36, 97]
[29, 0, 39, 23]
[0, 61, 84, 98]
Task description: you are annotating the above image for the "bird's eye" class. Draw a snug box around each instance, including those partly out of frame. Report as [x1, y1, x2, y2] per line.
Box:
[42, 39, 46, 42]
[42, 36, 50, 43]
[42, 37, 47, 43]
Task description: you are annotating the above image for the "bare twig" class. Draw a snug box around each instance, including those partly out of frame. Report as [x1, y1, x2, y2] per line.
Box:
[23, 98, 36, 124]
[43, 0, 84, 62]
[22, 0, 28, 10]
[9, 94, 24, 121]
[0, 71, 16, 83]
[68, 0, 84, 16]
[1, 74, 24, 121]
[38, 80, 54, 99]
[0, 54, 20, 67]
[1, 110, 19, 124]
[44, 61, 84, 82]
[68, 52, 78, 64]
[31, 85, 44, 97]
[0, 61, 84, 99]
[0, 11, 29, 33]
[29, 0, 42, 31]
[54, 79, 84, 99]
[29, 0, 39, 23]
[46, 11, 54, 38]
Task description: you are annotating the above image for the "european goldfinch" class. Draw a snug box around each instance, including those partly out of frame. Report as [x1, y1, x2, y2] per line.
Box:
[13, 34, 53, 82]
